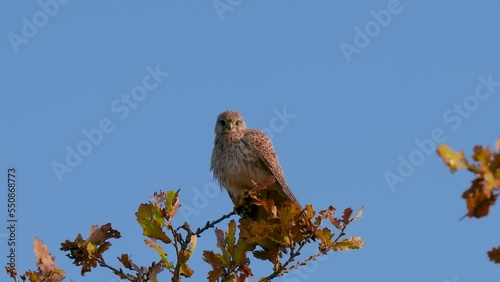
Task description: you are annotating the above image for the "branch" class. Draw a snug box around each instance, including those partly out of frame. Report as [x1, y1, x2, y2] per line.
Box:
[5, 266, 19, 282]
[172, 227, 182, 282]
[261, 222, 349, 281]
[98, 257, 137, 282]
[195, 210, 237, 236]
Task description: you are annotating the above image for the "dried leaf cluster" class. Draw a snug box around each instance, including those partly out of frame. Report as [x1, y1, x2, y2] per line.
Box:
[438, 138, 500, 263]
[202, 189, 363, 282]
[5, 238, 66, 282]
[6, 189, 363, 281]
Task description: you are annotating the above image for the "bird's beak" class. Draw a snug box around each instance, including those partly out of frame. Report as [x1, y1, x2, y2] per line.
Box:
[226, 121, 235, 130]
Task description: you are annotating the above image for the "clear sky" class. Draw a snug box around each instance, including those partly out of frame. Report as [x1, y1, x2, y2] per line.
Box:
[1, 1, 500, 281]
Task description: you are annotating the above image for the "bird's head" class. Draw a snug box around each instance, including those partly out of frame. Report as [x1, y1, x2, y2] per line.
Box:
[215, 110, 247, 134]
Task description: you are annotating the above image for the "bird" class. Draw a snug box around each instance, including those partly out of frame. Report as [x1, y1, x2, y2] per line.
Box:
[210, 110, 302, 210]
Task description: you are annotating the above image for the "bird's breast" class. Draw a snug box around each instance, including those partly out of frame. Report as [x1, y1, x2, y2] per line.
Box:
[216, 141, 268, 196]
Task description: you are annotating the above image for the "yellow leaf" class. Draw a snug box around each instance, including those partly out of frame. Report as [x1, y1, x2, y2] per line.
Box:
[437, 144, 468, 172]
[87, 242, 97, 253]
[145, 239, 173, 268]
[187, 234, 197, 259]
[333, 236, 365, 251]
[180, 261, 194, 277]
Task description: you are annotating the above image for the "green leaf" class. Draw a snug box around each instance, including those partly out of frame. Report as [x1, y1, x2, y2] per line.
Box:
[233, 238, 250, 266]
[226, 220, 236, 254]
[315, 228, 335, 253]
[136, 204, 171, 244]
[165, 190, 181, 217]
[215, 229, 231, 265]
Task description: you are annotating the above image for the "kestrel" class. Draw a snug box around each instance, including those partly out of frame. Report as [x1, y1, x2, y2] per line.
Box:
[210, 110, 301, 209]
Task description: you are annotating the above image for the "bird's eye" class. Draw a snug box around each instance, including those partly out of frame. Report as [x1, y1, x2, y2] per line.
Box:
[235, 120, 241, 125]
[218, 120, 225, 126]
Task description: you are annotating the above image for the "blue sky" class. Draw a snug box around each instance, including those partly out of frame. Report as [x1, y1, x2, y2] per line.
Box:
[1, 1, 500, 281]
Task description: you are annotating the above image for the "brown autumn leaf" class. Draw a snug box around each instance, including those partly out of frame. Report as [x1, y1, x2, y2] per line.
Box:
[329, 216, 342, 230]
[342, 208, 353, 226]
[315, 206, 334, 226]
[252, 175, 277, 190]
[237, 264, 253, 279]
[203, 250, 225, 282]
[462, 179, 498, 218]
[488, 153, 500, 182]
[203, 250, 224, 268]
[61, 223, 121, 275]
[88, 224, 119, 242]
[472, 145, 492, 165]
[23, 238, 66, 282]
[487, 246, 500, 263]
[148, 261, 164, 280]
[118, 254, 134, 269]
[236, 272, 250, 282]
[60, 233, 95, 275]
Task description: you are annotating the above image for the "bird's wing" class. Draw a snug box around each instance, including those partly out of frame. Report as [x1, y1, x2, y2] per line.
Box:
[241, 129, 301, 207]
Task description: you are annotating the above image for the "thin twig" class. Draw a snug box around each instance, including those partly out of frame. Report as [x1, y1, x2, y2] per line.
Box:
[195, 210, 237, 236]
[261, 222, 349, 281]
[172, 210, 237, 281]
[276, 251, 323, 276]
[259, 241, 306, 282]
[171, 227, 182, 282]
[98, 258, 137, 281]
